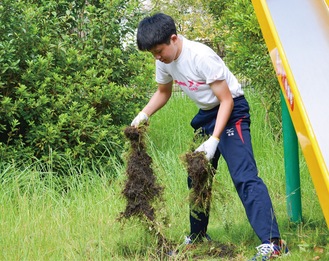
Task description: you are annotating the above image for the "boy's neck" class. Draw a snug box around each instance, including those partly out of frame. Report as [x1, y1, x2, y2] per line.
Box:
[174, 35, 183, 60]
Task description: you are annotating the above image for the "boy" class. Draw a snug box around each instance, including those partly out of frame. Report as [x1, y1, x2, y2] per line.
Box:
[131, 13, 288, 260]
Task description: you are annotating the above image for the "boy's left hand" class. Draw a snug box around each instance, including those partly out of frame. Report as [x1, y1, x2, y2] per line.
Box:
[195, 136, 219, 160]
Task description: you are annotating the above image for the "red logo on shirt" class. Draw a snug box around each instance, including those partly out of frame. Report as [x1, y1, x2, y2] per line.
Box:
[174, 80, 205, 91]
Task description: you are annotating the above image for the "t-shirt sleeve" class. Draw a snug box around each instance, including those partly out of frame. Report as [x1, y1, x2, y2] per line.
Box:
[155, 61, 173, 84]
[196, 52, 226, 85]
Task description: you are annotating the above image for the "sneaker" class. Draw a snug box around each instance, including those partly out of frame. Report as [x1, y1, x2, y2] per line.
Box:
[184, 233, 212, 244]
[249, 239, 289, 260]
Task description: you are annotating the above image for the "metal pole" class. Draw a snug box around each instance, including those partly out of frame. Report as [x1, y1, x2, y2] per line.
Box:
[281, 90, 302, 223]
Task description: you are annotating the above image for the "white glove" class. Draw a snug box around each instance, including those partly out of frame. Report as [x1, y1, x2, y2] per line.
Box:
[195, 136, 219, 160]
[131, 111, 149, 127]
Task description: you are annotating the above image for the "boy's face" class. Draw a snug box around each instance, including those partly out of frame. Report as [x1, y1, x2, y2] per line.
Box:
[149, 34, 181, 64]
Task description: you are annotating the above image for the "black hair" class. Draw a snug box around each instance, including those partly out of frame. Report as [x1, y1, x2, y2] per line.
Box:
[137, 13, 177, 51]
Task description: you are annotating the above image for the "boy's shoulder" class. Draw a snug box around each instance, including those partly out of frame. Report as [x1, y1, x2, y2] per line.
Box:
[183, 36, 216, 56]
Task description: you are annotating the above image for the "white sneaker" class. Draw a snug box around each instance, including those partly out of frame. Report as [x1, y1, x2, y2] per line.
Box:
[249, 240, 289, 260]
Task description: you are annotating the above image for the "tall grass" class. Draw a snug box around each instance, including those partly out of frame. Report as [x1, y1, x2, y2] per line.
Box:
[0, 90, 328, 260]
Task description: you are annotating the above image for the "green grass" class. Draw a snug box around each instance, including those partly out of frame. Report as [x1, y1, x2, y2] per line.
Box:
[0, 90, 328, 260]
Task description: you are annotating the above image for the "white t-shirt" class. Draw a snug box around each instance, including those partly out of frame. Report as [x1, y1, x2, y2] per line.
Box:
[156, 36, 244, 110]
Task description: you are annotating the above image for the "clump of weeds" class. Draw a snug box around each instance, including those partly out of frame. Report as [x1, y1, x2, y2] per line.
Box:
[119, 126, 173, 258]
[183, 151, 215, 214]
[120, 126, 162, 221]
[178, 139, 238, 260]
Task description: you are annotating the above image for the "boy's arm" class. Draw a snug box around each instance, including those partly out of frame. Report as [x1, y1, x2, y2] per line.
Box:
[142, 81, 173, 117]
[131, 81, 173, 127]
[195, 80, 233, 160]
[210, 79, 234, 139]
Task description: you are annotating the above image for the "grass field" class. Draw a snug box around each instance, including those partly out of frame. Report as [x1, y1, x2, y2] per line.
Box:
[0, 90, 328, 260]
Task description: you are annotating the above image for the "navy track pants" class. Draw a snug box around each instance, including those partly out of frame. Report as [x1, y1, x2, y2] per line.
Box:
[188, 95, 281, 242]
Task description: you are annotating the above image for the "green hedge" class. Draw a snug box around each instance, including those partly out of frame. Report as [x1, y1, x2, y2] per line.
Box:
[0, 0, 155, 172]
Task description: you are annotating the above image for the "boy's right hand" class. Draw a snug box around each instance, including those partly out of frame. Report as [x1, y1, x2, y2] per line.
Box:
[195, 136, 219, 160]
[131, 111, 149, 127]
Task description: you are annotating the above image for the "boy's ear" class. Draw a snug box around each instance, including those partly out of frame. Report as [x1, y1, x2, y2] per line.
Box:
[170, 34, 178, 42]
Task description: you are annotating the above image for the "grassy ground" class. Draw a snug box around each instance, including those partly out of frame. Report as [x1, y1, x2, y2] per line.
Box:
[0, 90, 328, 260]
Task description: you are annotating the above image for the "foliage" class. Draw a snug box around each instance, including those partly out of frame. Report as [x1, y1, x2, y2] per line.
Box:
[148, 0, 224, 55]
[0, 0, 155, 171]
[205, 0, 282, 136]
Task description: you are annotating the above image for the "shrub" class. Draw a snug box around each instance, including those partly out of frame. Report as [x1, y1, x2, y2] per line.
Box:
[0, 0, 155, 172]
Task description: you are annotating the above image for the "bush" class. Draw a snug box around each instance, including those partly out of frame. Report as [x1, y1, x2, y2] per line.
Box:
[0, 0, 155, 172]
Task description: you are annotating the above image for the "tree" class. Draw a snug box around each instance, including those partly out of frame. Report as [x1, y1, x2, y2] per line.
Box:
[147, 0, 223, 54]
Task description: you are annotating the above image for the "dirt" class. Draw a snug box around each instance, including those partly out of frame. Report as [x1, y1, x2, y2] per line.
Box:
[183, 241, 237, 259]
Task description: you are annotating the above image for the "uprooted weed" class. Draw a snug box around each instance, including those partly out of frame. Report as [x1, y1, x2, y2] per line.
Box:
[120, 126, 163, 221]
[183, 151, 215, 214]
[179, 151, 238, 259]
[119, 126, 173, 257]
